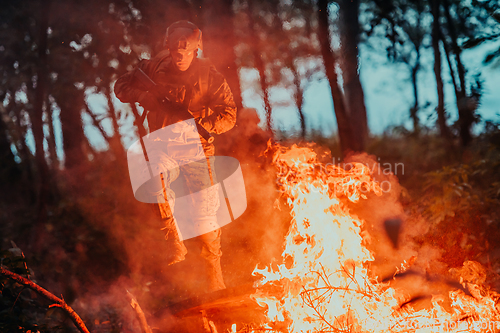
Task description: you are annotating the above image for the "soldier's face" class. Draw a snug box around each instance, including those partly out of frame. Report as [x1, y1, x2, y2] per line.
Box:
[171, 50, 195, 71]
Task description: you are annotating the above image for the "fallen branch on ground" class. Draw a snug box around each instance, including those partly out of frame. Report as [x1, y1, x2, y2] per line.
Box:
[201, 310, 219, 333]
[0, 266, 91, 333]
[126, 290, 153, 333]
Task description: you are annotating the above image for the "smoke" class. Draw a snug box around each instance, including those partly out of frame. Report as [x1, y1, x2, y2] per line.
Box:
[64, 107, 289, 330]
[4, 115, 480, 333]
[16, 108, 463, 331]
[343, 152, 453, 301]
[216, 108, 290, 286]
[342, 152, 410, 276]
[218, 131, 447, 291]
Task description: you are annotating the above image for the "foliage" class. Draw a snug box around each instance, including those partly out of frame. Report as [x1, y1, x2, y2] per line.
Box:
[419, 162, 493, 225]
[402, 124, 500, 270]
[419, 126, 500, 221]
[461, 3, 500, 65]
[1, 248, 135, 333]
[0, 156, 148, 332]
[0, 249, 56, 332]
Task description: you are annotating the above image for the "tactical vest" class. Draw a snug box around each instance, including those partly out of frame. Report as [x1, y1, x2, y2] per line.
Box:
[145, 50, 215, 157]
[147, 50, 212, 130]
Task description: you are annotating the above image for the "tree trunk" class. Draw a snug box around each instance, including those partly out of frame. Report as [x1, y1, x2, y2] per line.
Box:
[338, 0, 367, 150]
[410, 61, 420, 135]
[292, 65, 307, 139]
[0, 116, 17, 170]
[441, 0, 474, 146]
[201, 0, 243, 113]
[32, 0, 51, 222]
[56, 87, 87, 169]
[275, 1, 307, 138]
[317, 0, 356, 156]
[104, 85, 126, 162]
[409, 0, 423, 135]
[46, 96, 60, 170]
[441, 38, 460, 98]
[246, 0, 273, 132]
[430, 0, 450, 139]
[12, 106, 36, 203]
[0, 110, 22, 202]
[441, 0, 466, 94]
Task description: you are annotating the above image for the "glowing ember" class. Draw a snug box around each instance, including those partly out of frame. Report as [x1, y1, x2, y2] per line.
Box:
[250, 143, 500, 333]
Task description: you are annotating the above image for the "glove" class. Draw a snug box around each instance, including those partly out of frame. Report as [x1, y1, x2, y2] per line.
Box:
[138, 91, 164, 112]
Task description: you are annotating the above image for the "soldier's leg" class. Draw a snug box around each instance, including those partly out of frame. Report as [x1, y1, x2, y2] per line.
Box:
[158, 187, 187, 265]
[148, 150, 187, 265]
[198, 228, 225, 292]
[181, 158, 226, 292]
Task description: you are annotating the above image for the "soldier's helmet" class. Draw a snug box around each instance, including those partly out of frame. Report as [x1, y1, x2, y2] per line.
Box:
[165, 20, 203, 53]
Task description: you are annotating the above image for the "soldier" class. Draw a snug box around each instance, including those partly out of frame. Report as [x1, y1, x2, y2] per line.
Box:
[114, 20, 237, 292]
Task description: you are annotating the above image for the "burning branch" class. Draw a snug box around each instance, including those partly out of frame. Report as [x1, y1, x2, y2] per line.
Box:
[253, 144, 500, 333]
[125, 290, 153, 333]
[298, 263, 382, 333]
[0, 266, 91, 333]
[201, 310, 219, 333]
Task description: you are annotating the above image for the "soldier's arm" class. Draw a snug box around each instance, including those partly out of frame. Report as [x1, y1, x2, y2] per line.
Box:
[114, 61, 152, 105]
[198, 67, 237, 134]
[114, 61, 167, 132]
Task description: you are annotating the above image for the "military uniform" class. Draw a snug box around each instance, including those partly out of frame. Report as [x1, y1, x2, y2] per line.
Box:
[114, 45, 236, 292]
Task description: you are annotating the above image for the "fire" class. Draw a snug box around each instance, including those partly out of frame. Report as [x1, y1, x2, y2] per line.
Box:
[248, 143, 500, 333]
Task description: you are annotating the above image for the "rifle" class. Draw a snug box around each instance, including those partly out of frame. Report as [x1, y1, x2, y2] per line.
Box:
[133, 67, 214, 143]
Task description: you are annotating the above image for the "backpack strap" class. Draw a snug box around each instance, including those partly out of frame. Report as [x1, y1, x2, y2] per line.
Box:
[197, 58, 211, 96]
[197, 58, 211, 117]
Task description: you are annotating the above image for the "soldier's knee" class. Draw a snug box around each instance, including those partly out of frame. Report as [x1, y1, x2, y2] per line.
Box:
[198, 228, 221, 243]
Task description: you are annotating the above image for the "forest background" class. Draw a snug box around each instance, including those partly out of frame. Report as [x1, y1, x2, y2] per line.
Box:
[2, 0, 500, 332]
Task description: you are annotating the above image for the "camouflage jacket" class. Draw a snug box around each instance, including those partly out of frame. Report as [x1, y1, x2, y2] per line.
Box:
[114, 50, 237, 155]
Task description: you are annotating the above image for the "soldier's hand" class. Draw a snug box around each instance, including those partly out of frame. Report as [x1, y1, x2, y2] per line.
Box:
[138, 91, 163, 112]
[168, 102, 193, 122]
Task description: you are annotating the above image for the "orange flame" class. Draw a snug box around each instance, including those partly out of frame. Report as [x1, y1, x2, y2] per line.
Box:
[250, 143, 500, 333]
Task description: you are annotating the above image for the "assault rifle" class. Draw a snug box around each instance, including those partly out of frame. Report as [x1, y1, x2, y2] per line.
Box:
[133, 67, 214, 143]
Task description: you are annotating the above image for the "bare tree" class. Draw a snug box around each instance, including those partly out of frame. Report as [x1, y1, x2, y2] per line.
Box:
[440, 0, 480, 147]
[338, 0, 369, 147]
[245, 0, 274, 132]
[430, 0, 451, 139]
[317, 0, 361, 155]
